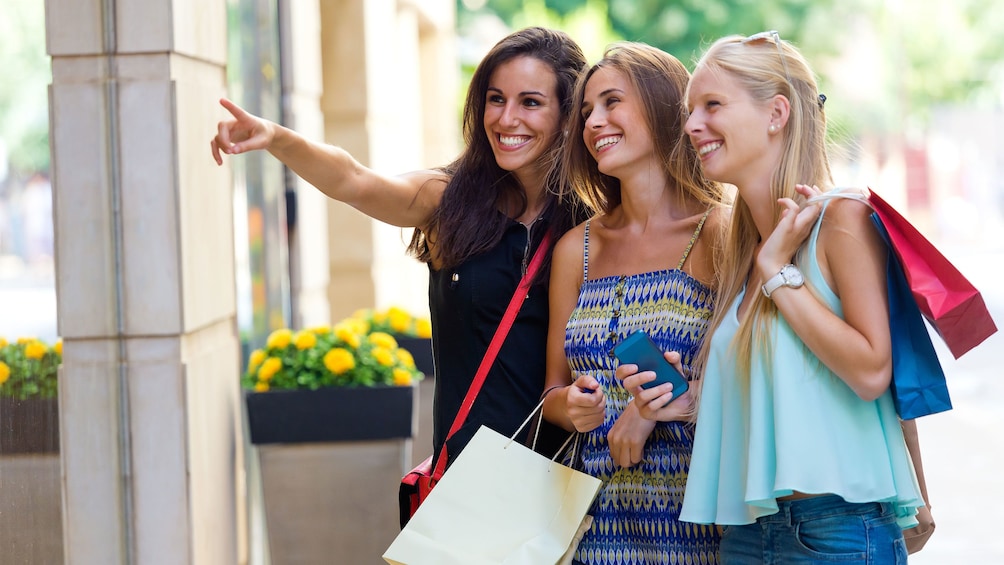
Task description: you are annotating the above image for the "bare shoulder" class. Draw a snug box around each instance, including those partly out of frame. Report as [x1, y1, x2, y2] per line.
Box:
[554, 219, 589, 260]
[702, 204, 731, 242]
[816, 188, 886, 268]
[818, 188, 875, 232]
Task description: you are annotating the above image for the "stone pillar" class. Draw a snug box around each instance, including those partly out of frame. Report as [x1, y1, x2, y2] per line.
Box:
[46, 0, 243, 563]
[319, 0, 457, 322]
[279, 0, 330, 331]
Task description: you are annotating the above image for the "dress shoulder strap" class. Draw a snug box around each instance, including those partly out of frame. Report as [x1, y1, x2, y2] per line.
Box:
[582, 220, 591, 282]
[677, 209, 712, 270]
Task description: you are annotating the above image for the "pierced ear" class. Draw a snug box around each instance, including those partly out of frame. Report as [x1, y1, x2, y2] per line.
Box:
[772, 94, 791, 129]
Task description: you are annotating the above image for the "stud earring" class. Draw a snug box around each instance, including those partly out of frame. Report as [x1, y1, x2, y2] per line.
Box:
[769, 124, 777, 133]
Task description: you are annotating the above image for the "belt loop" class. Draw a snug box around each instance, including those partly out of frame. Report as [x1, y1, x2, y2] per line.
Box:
[784, 500, 795, 526]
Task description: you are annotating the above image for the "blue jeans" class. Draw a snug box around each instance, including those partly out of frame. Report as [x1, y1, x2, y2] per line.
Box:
[720, 495, 908, 564]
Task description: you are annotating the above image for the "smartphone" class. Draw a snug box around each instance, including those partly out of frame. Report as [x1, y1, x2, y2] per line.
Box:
[612, 330, 689, 401]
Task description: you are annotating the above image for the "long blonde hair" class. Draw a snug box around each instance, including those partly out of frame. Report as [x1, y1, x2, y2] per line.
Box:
[691, 34, 833, 388]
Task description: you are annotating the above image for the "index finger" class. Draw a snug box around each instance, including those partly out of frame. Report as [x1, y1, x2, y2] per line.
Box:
[219, 97, 250, 120]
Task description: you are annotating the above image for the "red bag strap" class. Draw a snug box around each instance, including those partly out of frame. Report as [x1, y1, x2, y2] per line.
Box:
[430, 230, 553, 480]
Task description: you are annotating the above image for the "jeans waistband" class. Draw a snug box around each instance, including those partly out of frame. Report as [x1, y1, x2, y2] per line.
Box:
[759, 494, 892, 525]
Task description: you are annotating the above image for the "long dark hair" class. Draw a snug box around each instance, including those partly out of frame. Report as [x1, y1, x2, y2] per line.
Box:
[408, 27, 590, 272]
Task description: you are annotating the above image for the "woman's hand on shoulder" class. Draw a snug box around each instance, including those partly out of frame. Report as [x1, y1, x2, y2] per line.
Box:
[757, 187, 822, 280]
[785, 190, 893, 400]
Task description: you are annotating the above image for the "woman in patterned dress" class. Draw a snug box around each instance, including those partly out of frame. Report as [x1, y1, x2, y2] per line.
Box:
[541, 42, 727, 565]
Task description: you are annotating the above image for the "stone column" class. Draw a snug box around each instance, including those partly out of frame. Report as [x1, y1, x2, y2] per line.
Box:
[279, 0, 331, 331]
[319, 0, 457, 322]
[47, 1, 242, 563]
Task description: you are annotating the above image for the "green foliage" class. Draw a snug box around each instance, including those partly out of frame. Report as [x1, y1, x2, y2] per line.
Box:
[880, 0, 1004, 118]
[0, 338, 61, 399]
[460, 0, 1004, 134]
[0, 0, 51, 175]
[461, 0, 854, 66]
[242, 312, 427, 392]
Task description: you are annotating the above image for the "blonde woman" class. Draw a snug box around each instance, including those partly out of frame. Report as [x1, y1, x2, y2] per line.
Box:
[623, 32, 923, 564]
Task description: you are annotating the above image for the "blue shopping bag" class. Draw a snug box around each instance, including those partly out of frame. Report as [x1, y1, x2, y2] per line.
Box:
[872, 214, 952, 419]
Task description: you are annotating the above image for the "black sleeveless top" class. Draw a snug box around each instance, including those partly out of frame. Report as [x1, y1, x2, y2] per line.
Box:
[427, 215, 564, 466]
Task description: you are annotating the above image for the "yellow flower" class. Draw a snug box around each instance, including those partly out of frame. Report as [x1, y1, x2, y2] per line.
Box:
[388, 306, 412, 333]
[324, 348, 355, 375]
[266, 328, 293, 350]
[373, 310, 388, 325]
[257, 357, 282, 381]
[415, 318, 432, 339]
[396, 348, 415, 369]
[345, 317, 369, 336]
[0, 361, 10, 385]
[0, 337, 8, 348]
[308, 325, 331, 336]
[17, 337, 34, 344]
[368, 332, 398, 350]
[248, 349, 266, 373]
[392, 368, 413, 386]
[333, 322, 361, 349]
[372, 346, 395, 367]
[294, 331, 317, 351]
[25, 341, 46, 360]
[254, 381, 270, 392]
[53, 339, 63, 356]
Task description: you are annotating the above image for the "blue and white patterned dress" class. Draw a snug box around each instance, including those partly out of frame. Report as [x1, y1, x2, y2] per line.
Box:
[567, 216, 720, 565]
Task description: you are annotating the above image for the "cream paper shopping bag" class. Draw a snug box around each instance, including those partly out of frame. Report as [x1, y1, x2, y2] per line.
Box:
[383, 425, 600, 565]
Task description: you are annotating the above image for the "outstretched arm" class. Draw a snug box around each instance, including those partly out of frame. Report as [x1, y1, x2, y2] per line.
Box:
[211, 97, 446, 229]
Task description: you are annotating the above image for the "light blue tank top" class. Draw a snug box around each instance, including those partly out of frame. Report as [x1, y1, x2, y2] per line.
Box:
[680, 198, 924, 528]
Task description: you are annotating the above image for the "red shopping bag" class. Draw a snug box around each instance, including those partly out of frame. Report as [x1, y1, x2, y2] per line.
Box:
[868, 189, 997, 359]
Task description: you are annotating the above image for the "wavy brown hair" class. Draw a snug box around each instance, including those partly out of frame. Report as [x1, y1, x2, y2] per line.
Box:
[560, 42, 725, 216]
[408, 27, 591, 275]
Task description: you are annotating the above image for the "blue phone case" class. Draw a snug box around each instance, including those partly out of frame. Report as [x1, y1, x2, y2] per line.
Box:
[612, 331, 689, 398]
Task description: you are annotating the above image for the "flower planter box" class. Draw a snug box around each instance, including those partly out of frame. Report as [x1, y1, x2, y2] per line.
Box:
[245, 384, 418, 565]
[0, 397, 59, 454]
[393, 336, 434, 377]
[392, 337, 435, 467]
[245, 385, 415, 445]
[0, 396, 63, 563]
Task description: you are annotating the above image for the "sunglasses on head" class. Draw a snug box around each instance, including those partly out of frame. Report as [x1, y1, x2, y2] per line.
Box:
[741, 31, 826, 110]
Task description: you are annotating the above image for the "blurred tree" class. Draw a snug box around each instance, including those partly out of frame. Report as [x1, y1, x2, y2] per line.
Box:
[880, 0, 1004, 120]
[0, 0, 50, 177]
[458, 0, 1004, 137]
[458, 0, 854, 66]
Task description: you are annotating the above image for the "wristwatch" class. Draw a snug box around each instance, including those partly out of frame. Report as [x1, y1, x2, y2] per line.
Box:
[761, 263, 804, 299]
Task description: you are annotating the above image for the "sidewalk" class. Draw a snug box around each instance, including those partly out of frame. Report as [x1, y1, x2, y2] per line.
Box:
[908, 249, 1004, 564]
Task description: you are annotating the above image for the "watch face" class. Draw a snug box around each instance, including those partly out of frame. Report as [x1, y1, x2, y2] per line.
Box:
[782, 264, 804, 286]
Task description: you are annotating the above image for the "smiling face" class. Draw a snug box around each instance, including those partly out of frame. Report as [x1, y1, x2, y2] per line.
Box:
[685, 65, 778, 190]
[482, 56, 561, 190]
[580, 67, 655, 181]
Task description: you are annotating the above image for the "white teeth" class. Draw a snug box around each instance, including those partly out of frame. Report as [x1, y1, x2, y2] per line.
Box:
[499, 135, 530, 147]
[594, 136, 620, 151]
[699, 142, 722, 156]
